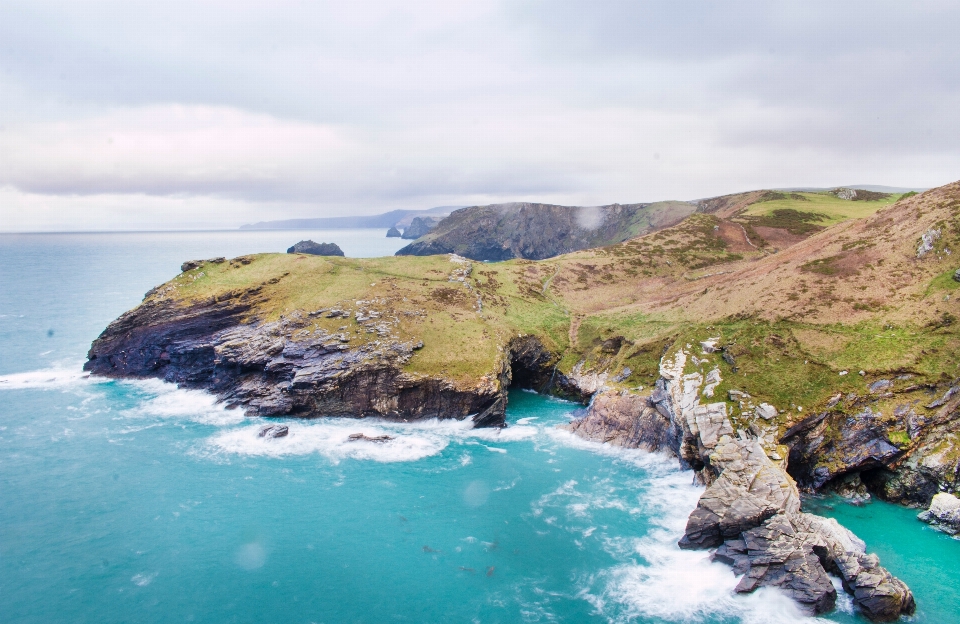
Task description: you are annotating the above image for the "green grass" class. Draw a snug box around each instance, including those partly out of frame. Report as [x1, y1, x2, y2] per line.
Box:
[740, 191, 900, 225]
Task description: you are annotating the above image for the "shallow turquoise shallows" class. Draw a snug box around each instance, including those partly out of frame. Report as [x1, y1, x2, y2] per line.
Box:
[2, 231, 959, 623]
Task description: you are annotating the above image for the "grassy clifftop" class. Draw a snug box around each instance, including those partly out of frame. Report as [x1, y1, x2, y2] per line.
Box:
[153, 181, 959, 423]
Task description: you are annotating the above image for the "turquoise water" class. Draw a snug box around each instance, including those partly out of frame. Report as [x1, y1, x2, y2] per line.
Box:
[1, 231, 958, 623]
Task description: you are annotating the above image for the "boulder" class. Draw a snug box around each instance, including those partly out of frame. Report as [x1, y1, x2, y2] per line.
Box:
[755, 403, 778, 420]
[386, 226, 402, 238]
[918, 492, 960, 535]
[286, 240, 345, 256]
[258, 424, 289, 438]
[181, 257, 226, 272]
[954, 268, 960, 283]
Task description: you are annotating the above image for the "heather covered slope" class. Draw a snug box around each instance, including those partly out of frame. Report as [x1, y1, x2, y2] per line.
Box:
[395, 200, 695, 261]
[87, 181, 960, 503]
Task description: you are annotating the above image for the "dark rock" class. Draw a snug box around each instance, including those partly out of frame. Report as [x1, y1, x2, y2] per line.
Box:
[83, 294, 509, 427]
[386, 226, 402, 238]
[721, 348, 737, 370]
[781, 407, 904, 490]
[868, 379, 893, 393]
[258, 424, 289, 438]
[395, 201, 695, 261]
[832, 472, 871, 504]
[347, 433, 393, 443]
[181, 257, 226, 273]
[563, 390, 682, 455]
[400, 216, 441, 239]
[954, 268, 960, 283]
[286, 240, 345, 256]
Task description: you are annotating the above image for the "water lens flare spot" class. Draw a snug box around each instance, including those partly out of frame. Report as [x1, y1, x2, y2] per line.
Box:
[463, 480, 490, 507]
[235, 542, 267, 571]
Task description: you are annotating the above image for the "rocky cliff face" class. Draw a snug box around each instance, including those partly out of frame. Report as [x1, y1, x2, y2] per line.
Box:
[395, 201, 694, 261]
[83, 271, 578, 428]
[84, 290, 514, 426]
[566, 344, 915, 621]
[400, 216, 441, 239]
[780, 379, 960, 508]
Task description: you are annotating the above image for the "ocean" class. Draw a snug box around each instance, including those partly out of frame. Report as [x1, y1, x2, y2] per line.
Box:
[1, 230, 958, 623]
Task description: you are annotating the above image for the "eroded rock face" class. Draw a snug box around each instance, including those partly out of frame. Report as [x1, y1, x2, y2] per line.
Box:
[84, 294, 507, 426]
[783, 382, 960, 507]
[565, 344, 915, 620]
[563, 390, 681, 455]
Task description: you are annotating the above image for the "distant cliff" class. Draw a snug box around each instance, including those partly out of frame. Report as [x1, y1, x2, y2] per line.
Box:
[239, 206, 459, 230]
[400, 216, 441, 239]
[395, 201, 695, 261]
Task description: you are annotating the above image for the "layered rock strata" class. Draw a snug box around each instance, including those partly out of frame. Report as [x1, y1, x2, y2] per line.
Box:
[84, 288, 518, 427]
[782, 380, 960, 508]
[567, 346, 915, 621]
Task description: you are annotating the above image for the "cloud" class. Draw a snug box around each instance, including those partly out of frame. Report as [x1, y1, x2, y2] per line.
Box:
[0, 1, 958, 230]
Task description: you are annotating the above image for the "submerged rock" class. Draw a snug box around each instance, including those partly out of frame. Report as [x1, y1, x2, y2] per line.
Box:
[918, 492, 960, 535]
[347, 433, 394, 443]
[286, 240, 345, 256]
[258, 424, 289, 438]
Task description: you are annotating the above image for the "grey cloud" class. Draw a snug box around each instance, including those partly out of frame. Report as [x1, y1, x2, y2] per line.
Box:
[0, 1, 958, 229]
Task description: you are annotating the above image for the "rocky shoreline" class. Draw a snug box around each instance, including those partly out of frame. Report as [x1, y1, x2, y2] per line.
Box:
[566, 345, 916, 621]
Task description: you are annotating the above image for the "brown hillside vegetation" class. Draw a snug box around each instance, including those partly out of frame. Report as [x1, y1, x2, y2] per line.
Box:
[541, 182, 959, 327]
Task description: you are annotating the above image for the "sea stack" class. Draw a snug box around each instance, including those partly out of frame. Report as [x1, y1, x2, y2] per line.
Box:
[286, 240, 345, 256]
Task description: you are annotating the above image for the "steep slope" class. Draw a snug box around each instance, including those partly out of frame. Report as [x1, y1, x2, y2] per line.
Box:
[395, 201, 695, 261]
[86, 180, 960, 620]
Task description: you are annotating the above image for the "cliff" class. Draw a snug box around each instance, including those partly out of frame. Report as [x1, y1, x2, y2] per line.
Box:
[86, 179, 960, 616]
[395, 201, 695, 261]
[400, 216, 441, 239]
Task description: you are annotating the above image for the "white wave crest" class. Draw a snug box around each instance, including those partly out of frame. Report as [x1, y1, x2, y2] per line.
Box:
[208, 421, 451, 463]
[0, 364, 95, 390]
[120, 379, 245, 426]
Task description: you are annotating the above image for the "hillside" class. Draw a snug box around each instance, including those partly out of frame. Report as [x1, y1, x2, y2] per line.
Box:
[395, 200, 696, 261]
[84, 180, 959, 620]
[87, 181, 960, 504]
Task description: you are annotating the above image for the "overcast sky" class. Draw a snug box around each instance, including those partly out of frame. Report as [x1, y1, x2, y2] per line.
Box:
[1, 1, 958, 231]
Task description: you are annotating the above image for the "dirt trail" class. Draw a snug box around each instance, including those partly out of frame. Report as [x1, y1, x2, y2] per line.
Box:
[569, 314, 583, 347]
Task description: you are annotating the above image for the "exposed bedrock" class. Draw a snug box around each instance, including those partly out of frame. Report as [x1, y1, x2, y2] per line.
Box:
[82, 287, 592, 428]
[84, 293, 511, 426]
[565, 346, 915, 621]
[781, 381, 960, 508]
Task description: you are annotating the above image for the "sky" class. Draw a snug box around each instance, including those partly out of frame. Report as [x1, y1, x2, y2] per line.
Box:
[1, 1, 958, 231]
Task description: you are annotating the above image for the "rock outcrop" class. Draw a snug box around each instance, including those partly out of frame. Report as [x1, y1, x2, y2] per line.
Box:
[563, 390, 681, 455]
[259, 424, 288, 438]
[395, 201, 695, 261]
[782, 380, 960, 508]
[287, 240, 345, 256]
[918, 492, 960, 535]
[84, 288, 509, 426]
[386, 226, 402, 238]
[566, 344, 915, 621]
[400, 216, 440, 239]
[181, 257, 226, 272]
